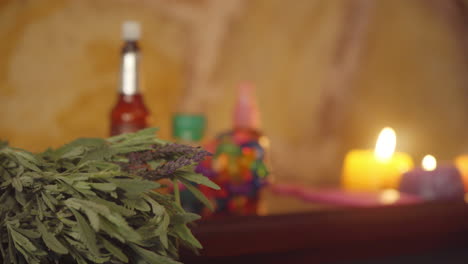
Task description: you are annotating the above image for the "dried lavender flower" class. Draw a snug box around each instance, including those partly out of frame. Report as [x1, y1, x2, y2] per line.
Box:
[118, 143, 212, 181]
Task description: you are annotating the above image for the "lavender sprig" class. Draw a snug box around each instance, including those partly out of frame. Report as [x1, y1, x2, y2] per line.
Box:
[119, 143, 211, 181]
[152, 143, 200, 158]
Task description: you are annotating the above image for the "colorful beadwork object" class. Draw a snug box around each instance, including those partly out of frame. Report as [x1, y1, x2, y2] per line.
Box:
[196, 128, 269, 216]
[181, 82, 269, 216]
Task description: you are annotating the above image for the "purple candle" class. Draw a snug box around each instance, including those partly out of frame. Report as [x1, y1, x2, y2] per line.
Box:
[399, 155, 464, 200]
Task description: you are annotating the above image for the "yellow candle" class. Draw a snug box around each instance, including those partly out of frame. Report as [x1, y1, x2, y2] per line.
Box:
[455, 155, 468, 191]
[342, 127, 414, 191]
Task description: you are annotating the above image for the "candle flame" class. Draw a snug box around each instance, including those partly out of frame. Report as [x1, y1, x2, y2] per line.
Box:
[422, 155, 436, 171]
[374, 127, 396, 162]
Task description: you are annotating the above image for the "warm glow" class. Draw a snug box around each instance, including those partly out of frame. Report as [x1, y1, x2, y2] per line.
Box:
[259, 136, 270, 149]
[374, 127, 396, 162]
[379, 189, 400, 204]
[422, 155, 437, 171]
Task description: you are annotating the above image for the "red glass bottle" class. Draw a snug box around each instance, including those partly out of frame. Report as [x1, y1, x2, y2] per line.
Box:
[110, 21, 150, 136]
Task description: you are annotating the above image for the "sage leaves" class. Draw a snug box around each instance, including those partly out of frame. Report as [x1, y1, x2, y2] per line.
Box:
[0, 128, 216, 264]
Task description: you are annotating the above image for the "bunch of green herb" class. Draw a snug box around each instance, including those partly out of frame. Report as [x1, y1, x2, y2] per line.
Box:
[0, 128, 218, 264]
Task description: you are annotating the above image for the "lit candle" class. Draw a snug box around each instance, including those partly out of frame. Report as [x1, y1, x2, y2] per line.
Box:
[342, 127, 413, 191]
[455, 155, 468, 191]
[400, 155, 464, 200]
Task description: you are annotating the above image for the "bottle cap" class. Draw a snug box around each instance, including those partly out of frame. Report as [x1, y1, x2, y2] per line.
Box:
[172, 114, 206, 142]
[122, 21, 141, 41]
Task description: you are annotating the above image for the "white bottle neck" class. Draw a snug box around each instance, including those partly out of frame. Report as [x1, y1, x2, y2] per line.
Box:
[119, 44, 140, 95]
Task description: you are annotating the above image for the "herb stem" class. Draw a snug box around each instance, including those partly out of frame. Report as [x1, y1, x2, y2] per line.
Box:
[173, 179, 180, 206]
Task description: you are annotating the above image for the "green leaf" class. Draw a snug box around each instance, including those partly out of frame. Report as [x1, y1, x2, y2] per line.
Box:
[0, 177, 12, 188]
[41, 191, 57, 211]
[12, 177, 23, 192]
[36, 196, 45, 220]
[129, 243, 181, 264]
[172, 213, 201, 226]
[80, 145, 113, 163]
[65, 199, 105, 231]
[102, 238, 129, 263]
[98, 216, 125, 243]
[89, 183, 117, 192]
[107, 128, 159, 145]
[15, 244, 39, 264]
[104, 213, 141, 242]
[89, 197, 135, 217]
[70, 208, 99, 256]
[171, 224, 202, 249]
[36, 221, 68, 254]
[155, 212, 170, 249]
[19, 175, 33, 188]
[109, 179, 161, 195]
[83, 251, 110, 264]
[135, 219, 159, 241]
[54, 138, 106, 159]
[14, 150, 42, 172]
[7, 231, 18, 264]
[12, 228, 40, 240]
[110, 146, 155, 155]
[143, 194, 164, 216]
[8, 226, 37, 252]
[175, 171, 220, 190]
[74, 181, 91, 190]
[179, 179, 214, 211]
[122, 198, 151, 212]
[66, 244, 89, 264]
[15, 190, 26, 206]
[60, 146, 86, 160]
[76, 161, 120, 172]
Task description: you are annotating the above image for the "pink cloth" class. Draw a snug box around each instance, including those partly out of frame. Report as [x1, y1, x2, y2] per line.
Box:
[270, 183, 421, 207]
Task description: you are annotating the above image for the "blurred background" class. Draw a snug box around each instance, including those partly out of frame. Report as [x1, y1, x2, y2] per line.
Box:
[1, 0, 468, 186]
